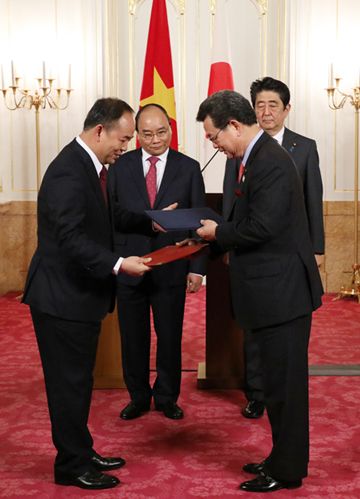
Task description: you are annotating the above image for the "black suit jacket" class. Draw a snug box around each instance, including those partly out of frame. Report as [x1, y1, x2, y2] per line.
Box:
[22, 139, 149, 322]
[108, 147, 206, 287]
[223, 128, 324, 253]
[217, 132, 323, 330]
[282, 128, 324, 253]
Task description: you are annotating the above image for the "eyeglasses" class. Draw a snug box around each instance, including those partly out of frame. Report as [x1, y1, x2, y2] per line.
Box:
[207, 123, 228, 143]
[139, 128, 169, 142]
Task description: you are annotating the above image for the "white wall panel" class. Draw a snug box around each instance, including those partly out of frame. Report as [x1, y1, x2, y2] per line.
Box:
[0, 0, 358, 201]
[0, 0, 104, 201]
[288, 0, 360, 201]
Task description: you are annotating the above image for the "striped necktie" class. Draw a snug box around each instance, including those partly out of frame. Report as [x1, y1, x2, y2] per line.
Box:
[146, 156, 159, 208]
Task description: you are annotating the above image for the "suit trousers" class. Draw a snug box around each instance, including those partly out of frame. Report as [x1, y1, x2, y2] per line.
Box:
[30, 307, 100, 477]
[117, 274, 186, 406]
[252, 313, 312, 481]
[243, 329, 264, 402]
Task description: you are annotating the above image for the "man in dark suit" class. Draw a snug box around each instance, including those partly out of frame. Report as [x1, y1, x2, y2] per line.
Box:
[223, 77, 325, 420]
[196, 90, 323, 492]
[22, 98, 153, 490]
[108, 103, 206, 421]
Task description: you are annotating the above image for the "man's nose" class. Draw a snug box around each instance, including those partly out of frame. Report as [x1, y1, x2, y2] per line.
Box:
[121, 141, 129, 152]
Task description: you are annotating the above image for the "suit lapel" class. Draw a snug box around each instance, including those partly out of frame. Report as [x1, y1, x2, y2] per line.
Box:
[282, 128, 298, 154]
[154, 149, 179, 208]
[70, 140, 109, 217]
[128, 149, 151, 207]
[227, 133, 271, 218]
[246, 131, 271, 167]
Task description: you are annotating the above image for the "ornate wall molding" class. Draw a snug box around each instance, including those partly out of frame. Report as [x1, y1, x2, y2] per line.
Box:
[128, 0, 145, 16]
[170, 0, 185, 15]
[251, 0, 268, 16]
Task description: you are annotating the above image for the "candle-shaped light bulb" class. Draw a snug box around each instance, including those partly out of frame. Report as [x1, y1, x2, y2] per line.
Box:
[67, 64, 71, 89]
[0, 64, 4, 90]
[42, 61, 46, 87]
[11, 60, 15, 87]
[328, 63, 334, 88]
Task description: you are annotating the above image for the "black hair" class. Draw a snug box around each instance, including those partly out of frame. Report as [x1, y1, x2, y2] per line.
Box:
[250, 77, 290, 108]
[196, 90, 257, 127]
[83, 98, 134, 130]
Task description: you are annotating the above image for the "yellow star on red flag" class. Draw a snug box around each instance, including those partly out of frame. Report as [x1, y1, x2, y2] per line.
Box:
[140, 68, 176, 121]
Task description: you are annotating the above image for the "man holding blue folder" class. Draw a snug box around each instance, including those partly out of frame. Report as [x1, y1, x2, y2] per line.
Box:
[108, 103, 206, 420]
[196, 90, 323, 493]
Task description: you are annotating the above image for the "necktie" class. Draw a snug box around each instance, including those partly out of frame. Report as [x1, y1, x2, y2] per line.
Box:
[237, 162, 245, 183]
[99, 165, 108, 204]
[146, 156, 159, 208]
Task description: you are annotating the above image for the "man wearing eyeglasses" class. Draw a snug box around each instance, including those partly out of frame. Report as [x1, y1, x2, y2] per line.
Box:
[196, 90, 323, 493]
[223, 77, 325, 421]
[108, 103, 206, 421]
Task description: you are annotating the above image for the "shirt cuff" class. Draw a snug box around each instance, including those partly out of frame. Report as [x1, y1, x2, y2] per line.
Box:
[112, 257, 124, 275]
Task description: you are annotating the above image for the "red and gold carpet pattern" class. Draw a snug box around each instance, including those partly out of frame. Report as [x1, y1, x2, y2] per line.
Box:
[0, 290, 359, 498]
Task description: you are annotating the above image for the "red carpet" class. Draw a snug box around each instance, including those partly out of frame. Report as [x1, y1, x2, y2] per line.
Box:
[0, 291, 360, 497]
[150, 286, 206, 370]
[151, 288, 360, 369]
[309, 293, 360, 365]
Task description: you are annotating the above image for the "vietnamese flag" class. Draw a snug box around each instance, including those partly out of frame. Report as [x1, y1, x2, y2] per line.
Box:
[207, 2, 234, 95]
[139, 0, 178, 150]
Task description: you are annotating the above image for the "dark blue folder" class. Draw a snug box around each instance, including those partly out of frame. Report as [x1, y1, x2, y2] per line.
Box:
[145, 207, 223, 231]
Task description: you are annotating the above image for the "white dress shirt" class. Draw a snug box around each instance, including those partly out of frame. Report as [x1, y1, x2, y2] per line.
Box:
[76, 136, 123, 274]
[273, 127, 285, 146]
[142, 148, 169, 190]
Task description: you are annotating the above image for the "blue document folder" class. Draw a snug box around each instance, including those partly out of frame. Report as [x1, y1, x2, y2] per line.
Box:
[145, 207, 223, 231]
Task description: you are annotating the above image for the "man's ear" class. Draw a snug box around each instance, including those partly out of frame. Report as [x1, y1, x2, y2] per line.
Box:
[94, 124, 103, 141]
[228, 119, 243, 135]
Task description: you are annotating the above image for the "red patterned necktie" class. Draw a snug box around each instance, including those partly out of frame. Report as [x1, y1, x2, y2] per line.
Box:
[237, 162, 245, 183]
[146, 156, 159, 208]
[99, 165, 108, 204]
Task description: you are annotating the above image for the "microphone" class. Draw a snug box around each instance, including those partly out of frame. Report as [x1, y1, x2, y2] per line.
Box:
[201, 149, 219, 173]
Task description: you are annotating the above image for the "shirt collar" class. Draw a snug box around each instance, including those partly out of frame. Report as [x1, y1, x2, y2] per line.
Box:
[242, 129, 264, 165]
[273, 127, 285, 145]
[142, 148, 170, 164]
[76, 136, 104, 176]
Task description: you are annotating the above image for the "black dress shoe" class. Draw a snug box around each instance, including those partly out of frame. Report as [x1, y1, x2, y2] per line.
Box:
[91, 453, 126, 471]
[242, 400, 265, 419]
[239, 473, 302, 493]
[155, 402, 184, 419]
[120, 401, 150, 420]
[242, 461, 266, 475]
[55, 470, 120, 489]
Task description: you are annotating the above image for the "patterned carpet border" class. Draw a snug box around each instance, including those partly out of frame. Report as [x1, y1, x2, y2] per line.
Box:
[309, 364, 360, 376]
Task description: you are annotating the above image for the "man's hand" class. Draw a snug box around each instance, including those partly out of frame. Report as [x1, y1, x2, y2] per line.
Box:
[163, 202, 178, 211]
[186, 273, 203, 293]
[121, 256, 152, 276]
[152, 202, 179, 232]
[196, 219, 218, 241]
[315, 254, 324, 268]
[176, 238, 198, 247]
